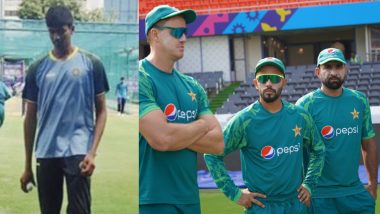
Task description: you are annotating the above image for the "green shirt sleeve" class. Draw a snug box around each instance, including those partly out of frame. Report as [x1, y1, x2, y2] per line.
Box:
[139, 61, 161, 119]
[360, 95, 375, 140]
[301, 111, 325, 194]
[204, 112, 249, 202]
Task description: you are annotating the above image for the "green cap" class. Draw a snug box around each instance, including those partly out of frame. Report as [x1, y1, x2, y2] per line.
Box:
[255, 57, 286, 77]
[317, 48, 346, 65]
[145, 5, 197, 36]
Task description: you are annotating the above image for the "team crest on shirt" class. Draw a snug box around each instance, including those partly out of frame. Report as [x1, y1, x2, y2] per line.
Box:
[292, 125, 302, 137]
[71, 68, 81, 76]
[188, 91, 196, 102]
[351, 108, 359, 120]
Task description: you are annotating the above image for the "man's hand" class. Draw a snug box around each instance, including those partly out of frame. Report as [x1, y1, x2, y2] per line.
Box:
[367, 184, 377, 200]
[79, 153, 96, 176]
[237, 188, 267, 209]
[20, 169, 35, 193]
[297, 184, 311, 207]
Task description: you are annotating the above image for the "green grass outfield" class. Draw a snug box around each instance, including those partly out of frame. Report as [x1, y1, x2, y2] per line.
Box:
[0, 98, 138, 214]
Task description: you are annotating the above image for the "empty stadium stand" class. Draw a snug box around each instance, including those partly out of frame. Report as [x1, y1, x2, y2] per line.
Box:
[215, 62, 380, 114]
[186, 71, 224, 93]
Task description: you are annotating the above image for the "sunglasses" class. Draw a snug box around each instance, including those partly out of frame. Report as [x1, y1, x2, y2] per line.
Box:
[256, 74, 284, 84]
[156, 26, 188, 39]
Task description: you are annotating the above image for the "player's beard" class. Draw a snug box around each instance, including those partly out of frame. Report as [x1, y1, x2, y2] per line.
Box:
[260, 87, 282, 103]
[322, 74, 346, 90]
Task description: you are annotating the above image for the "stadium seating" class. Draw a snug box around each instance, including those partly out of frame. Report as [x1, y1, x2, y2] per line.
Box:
[216, 62, 380, 114]
[186, 71, 224, 94]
